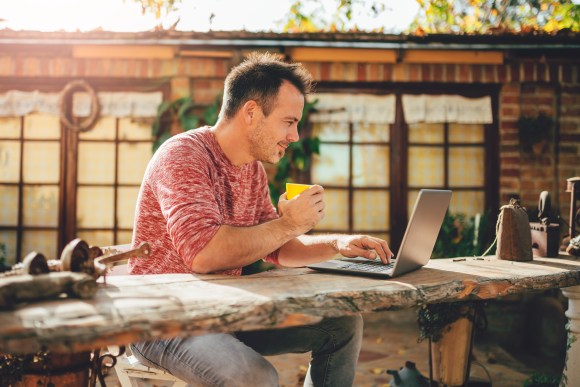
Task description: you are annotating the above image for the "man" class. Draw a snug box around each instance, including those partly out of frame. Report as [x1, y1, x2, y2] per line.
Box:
[128, 52, 393, 386]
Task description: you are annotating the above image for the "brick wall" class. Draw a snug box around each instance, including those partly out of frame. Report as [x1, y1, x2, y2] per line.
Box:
[303, 59, 580, 225]
[1, 46, 579, 229]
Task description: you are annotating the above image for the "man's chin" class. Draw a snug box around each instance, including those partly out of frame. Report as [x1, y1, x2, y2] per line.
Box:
[263, 152, 284, 164]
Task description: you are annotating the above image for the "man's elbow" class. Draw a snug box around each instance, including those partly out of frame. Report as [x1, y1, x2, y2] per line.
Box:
[190, 255, 215, 274]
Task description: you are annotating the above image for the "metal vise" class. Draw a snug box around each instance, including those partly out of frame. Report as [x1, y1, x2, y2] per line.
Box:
[530, 191, 560, 258]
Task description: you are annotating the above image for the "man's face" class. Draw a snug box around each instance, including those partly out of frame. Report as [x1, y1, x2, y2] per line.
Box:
[248, 81, 304, 164]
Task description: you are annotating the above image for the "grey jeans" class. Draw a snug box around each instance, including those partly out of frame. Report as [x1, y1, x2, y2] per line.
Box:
[129, 314, 363, 387]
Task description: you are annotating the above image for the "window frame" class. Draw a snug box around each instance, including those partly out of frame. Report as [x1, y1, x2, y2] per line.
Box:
[312, 82, 500, 250]
[0, 78, 169, 262]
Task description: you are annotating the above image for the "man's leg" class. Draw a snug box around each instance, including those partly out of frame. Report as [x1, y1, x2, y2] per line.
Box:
[235, 314, 363, 387]
[129, 333, 278, 387]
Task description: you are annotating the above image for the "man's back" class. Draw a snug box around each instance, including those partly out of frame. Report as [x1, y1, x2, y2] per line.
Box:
[129, 127, 279, 275]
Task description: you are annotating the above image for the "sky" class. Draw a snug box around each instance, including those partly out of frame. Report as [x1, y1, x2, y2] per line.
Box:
[0, 0, 420, 33]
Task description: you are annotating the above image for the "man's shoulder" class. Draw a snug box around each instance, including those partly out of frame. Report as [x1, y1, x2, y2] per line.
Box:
[159, 127, 213, 154]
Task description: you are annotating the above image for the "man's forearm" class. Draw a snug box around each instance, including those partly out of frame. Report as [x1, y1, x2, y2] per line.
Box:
[191, 217, 301, 273]
[277, 234, 342, 267]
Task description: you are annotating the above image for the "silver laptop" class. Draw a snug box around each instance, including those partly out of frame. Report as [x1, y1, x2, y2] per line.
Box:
[307, 189, 452, 278]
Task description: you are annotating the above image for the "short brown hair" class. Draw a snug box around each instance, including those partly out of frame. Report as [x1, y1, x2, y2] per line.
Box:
[220, 52, 313, 120]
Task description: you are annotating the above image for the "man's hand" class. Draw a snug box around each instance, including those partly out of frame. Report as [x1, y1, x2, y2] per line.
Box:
[278, 185, 325, 235]
[335, 235, 394, 264]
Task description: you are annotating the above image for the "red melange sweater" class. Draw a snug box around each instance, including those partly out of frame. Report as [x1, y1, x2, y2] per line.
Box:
[128, 127, 280, 276]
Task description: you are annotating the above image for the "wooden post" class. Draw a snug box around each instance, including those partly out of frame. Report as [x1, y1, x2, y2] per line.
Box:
[561, 285, 580, 385]
[430, 306, 475, 386]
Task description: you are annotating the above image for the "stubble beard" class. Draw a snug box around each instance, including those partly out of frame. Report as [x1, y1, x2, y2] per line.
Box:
[249, 121, 285, 164]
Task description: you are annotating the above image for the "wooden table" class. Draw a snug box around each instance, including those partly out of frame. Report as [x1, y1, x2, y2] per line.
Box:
[2, 255, 580, 385]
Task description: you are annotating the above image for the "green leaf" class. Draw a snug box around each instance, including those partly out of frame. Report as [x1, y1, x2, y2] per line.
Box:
[294, 155, 306, 170]
[180, 114, 199, 131]
[156, 101, 172, 116]
[152, 131, 171, 154]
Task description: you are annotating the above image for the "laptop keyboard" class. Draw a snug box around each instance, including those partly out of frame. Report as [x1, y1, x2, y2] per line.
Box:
[340, 260, 395, 273]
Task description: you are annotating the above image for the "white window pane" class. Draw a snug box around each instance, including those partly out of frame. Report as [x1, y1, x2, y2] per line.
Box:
[408, 123, 444, 144]
[23, 113, 60, 139]
[0, 141, 21, 182]
[311, 122, 349, 142]
[311, 144, 349, 186]
[119, 118, 154, 141]
[118, 143, 151, 184]
[0, 186, 18, 225]
[353, 190, 389, 231]
[313, 189, 349, 231]
[450, 191, 485, 216]
[79, 116, 116, 140]
[22, 230, 58, 260]
[0, 117, 22, 138]
[449, 148, 485, 187]
[116, 231, 133, 245]
[78, 142, 116, 184]
[353, 145, 389, 187]
[77, 186, 114, 228]
[22, 185, 59, 227]
[449, 123, 484, 143]
[353, 123, 389, 142]
[117, 187, 140, 229]
[23, 142, 60, 183]
[408, 146, 444, 187]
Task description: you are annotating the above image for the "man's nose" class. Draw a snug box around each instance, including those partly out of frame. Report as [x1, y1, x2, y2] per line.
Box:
[287, 124, 300, 142]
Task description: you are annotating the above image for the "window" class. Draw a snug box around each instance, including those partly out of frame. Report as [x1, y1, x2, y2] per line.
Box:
[76, 117, 153, 248]
[0, 113, 61, 261]
[0, 88, 161, 265]
[309, 88, 498, 250]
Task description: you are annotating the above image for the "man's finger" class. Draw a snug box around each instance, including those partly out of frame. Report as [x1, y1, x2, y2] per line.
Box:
[360, 237, 394, 264]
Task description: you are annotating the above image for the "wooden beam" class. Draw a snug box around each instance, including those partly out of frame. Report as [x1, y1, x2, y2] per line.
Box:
[290, 47, 397, 63]
[72, 45, 175, 59]
[179, 50, 233, 58]
[404, 50, 504, 64]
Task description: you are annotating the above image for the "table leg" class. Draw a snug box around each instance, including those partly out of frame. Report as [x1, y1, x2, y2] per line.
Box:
[428, 305, 475, 386]
[561, 285, 580, 385]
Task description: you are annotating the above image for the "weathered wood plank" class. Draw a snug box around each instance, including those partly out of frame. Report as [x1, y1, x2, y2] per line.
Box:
[1, 256, 579, 354]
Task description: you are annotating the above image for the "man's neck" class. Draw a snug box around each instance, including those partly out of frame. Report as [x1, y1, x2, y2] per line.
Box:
[212, 119, 254, 167]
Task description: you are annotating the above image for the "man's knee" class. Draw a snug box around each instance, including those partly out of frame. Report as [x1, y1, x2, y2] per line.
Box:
[231, 359, 278, 387]
[333, 314, 364, 343]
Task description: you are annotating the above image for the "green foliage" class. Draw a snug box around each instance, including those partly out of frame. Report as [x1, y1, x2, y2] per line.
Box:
[152, 95, 221, 153]
[523, 373, 561, 387]
[0, 242, 7, 272]
[417, 301, 484, 342]
[432, 210, 495, 259]
[131, 0, 180, 18]
[268, 99, 320, 204]
[282, 0, 386, 32]
[131, 0, 579, 33]
[411, 0, 580, 34]
[517, 112, 554, 153]
[152, 97, 196, 153]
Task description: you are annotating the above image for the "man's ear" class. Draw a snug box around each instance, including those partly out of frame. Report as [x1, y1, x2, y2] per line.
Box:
[241, 100, 260, 124]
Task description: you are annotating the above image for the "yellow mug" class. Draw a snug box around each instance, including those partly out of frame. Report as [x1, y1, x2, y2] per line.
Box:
[286, 183, 314, 200]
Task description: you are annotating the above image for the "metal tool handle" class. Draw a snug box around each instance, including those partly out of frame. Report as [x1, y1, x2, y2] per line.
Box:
[93, 242, 151, 276]
[538, 191, 551, 224]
